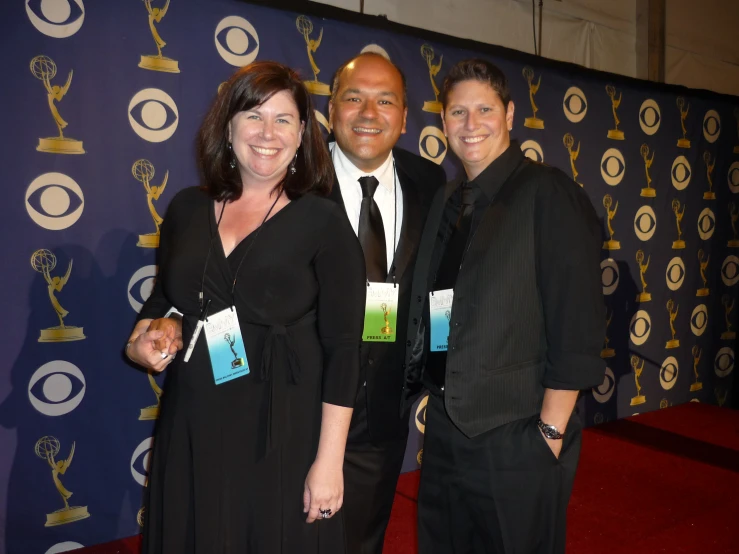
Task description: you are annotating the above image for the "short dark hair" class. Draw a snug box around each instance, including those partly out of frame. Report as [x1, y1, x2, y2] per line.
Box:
[330, 52, 408, 107]
[440, 59, 511, 109]
[197, 60, 333, 201]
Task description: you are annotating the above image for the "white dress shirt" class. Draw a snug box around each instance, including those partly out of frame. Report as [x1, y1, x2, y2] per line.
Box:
[330, 142, 404, 273]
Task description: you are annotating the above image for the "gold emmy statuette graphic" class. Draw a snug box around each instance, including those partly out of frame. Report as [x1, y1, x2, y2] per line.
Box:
[380, 303, 393, 335]
[728, 202, 739, 248]
[35, 437, 90, 526]
[138, 0, 180, 73]
[734, 107, 739, 154]
[636, 250, 651, 302]
[31, 250, 85, 342]
[225, 333, 245, 369]
[563, 133, 582, 187]
[640, 144, 656, 197]
[630, 355, 646, 406]
[420, 44, 443, 113]
[690, 345, 703, 392]
[416, 448, 423, 466]
[672, 199, 686, 250]
[676, 97, 691, 148]
[522, 67, 544, 129]
[606, 85, 624, 140]
[296, 16, 330, 96]
[703, 151, 716, 200]
[132, 159, 168, 248]
[715, 388, 728, 407]
[697, 249, 710, 297]
[665, 299, 680, 349]
[602, 195, 621, 250]
[138, 371, 163, 420]
[721, 294, 736, 340]
[660, 398, 669, 409]
[30, 56, 85, 154]
[137, 506, 145, 527]
[601, 310, 615, 358]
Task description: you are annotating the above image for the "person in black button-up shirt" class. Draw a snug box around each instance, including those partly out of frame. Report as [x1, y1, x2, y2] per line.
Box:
[402, 59, 606, 553]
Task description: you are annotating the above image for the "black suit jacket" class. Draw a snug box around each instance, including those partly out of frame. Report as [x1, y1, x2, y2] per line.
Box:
[328, 147, 446, 442]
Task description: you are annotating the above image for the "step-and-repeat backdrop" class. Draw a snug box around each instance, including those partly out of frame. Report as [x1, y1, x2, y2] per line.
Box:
[1, 0, 737, 551]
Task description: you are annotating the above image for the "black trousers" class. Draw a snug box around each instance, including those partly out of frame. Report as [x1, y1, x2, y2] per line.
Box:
[343, 386, 408, 554]
[418, 393, 582, 554]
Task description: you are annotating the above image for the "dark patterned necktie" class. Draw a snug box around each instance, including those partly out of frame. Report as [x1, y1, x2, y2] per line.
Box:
[357, 176, 387, 282]
[434, 184, 481, 289]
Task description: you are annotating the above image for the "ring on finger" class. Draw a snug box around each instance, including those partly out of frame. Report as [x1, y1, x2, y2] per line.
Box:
[160, 351, 168, 359]
[319, 508, 332, 519]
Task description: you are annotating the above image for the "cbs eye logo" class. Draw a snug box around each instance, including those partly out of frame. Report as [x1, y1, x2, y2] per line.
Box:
[28, 360, 86, 416]
[592, 367, 615, 403]
[562, 86, 587, 123]
[419, 127, 447, 165]
[665, 257, 685, 291]
[697, 208, 716, 240]
[630, 309, 651, 345]
[715, 347, 735, 377]
[639, 99, 661, 135]
[601, 258, 619, 295]
[26, 172, 84, 230]
[520, 140, 543, 163]
[26, 0, 84, 38]
[131, 437, 154, 486]
[415, 393, 429, 433]
[601, 148, 625, 186]
[671, 156, 691, 190]
[703, 109, 721, 143]
[634, 206, 657, 241]
[721, 255, 739, 286]
[361, 44, 391, 59]
[128, 89, 178, 143]
[728, 161, 739, 194]
[690, 304, 708, 336]
[215, 16, 260, 66]
[128, 265, 158, 313]
[45, 542, 85, 554]
[659, 356, 678, 390]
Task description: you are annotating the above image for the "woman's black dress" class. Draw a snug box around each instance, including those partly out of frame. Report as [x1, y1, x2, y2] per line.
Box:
[138, 187, 366, 553]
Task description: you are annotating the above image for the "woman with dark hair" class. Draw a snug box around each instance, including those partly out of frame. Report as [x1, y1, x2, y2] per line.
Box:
[125, 61, 365, 553]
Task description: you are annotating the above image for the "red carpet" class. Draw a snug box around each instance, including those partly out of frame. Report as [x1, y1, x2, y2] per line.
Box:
[76, 403, 738, 553]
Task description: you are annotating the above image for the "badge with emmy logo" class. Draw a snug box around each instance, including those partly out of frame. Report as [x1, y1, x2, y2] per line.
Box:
[690, 345, 703, 392]
[729, 203, 739, 248]
[676, 97, 691, 148]
[721, 294, 736, 340]
[601, 309, 615, 358]
[31, 249, 85, 342]
[697, 249, 710, 297]
[30, 55, 85, 154]
[296, 15, 330, 95]
[672, 199, 686, 250]
[429, 289, 453, 352]
[139, 0, 180, 73]
[636, 250, 651, 302]
[523, 67, 544, 129]
[420, 44, 443, 113]
[602, 195, 620, 250]
[132, 159, 168, 248]
[665, 299, 680, 349]
[362, 282, 399, 342]
[630, 355, 646, 406]
[640, 144, 656, 197]
[35, 437, 91, 526]
[563, 133, 582, 187]
[606, 85, 624, 140]
[139, 371, 162, 420]
[204, 307, 249, 385]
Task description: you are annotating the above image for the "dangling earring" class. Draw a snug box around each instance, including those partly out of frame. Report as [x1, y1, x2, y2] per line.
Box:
[228, 143, 237, 170]
[289, 151, 298, 175]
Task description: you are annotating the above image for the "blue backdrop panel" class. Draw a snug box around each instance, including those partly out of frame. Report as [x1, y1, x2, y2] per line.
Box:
[0, 0, 736, 551]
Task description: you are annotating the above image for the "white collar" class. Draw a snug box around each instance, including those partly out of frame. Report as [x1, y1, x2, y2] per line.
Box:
[330, 142, 395, 192]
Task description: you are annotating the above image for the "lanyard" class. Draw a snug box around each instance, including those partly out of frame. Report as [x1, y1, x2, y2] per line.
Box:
[198, 189, 284, 310]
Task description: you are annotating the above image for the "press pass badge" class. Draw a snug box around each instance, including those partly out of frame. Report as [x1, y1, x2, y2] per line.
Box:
[429, 289, 454, 352]
[362, 282, 399, 342]
[204, 306, 250, 385]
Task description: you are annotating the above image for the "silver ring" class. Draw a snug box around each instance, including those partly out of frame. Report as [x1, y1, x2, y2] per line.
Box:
[320, 511, 330, 519]
[160, 351, 168, 359]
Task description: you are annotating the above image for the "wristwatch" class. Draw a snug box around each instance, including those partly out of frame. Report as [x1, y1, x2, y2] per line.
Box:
[537, 418, 564, 440]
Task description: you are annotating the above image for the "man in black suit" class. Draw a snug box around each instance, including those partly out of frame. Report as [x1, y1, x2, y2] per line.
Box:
[403, 59, 606, 553]
[327, 52, 445, 553]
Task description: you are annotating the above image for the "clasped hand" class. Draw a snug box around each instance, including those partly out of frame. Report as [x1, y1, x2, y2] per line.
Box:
[125, 317, 183, 372]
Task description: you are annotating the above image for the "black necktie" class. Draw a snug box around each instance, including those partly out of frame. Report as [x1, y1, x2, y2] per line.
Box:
[358, 176, 387, 282]
[434, 184, 481, 290]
